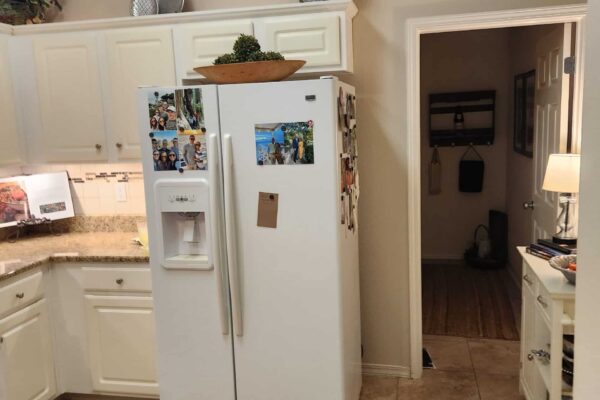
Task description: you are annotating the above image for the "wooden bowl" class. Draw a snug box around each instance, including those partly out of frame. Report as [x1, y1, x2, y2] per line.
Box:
[194, 60, 306, 84]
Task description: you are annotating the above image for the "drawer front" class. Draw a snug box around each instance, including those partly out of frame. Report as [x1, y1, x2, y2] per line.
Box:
[522, 263, 538, 295]
[263, 14, 341, 68]
[0, 271, 44, 316]
[82, 266, 152, 292]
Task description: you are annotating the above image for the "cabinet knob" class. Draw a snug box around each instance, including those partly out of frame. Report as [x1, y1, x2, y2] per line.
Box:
[116, 142, 123, 149]
[536, 295, 548, 308]
[116, 278, 124, 285]
[523, 274, 533, 285]
[527, 353, 534, 361]
[95, 144, 102, 150]
[0, 337, 3, 344]
[15, 292, 24, 299]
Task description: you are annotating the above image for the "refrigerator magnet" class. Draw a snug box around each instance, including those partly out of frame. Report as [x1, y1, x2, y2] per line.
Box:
[257, 192, 279, 229]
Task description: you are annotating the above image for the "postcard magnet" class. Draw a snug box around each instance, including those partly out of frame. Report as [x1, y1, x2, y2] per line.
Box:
[257, 192, 279, 228]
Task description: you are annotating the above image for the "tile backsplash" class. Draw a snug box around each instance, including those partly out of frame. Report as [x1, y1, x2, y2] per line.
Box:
[3, 163, 146, 217]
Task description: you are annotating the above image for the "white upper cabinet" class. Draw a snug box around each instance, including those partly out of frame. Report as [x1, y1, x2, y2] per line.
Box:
[105, 27, 177, 159]
[0, 299, 56, 400]
[174, 19, 253, 81]
[0, 35, 21, 166]
[33, 34, 107, 162]
[261, 14, 341, 68]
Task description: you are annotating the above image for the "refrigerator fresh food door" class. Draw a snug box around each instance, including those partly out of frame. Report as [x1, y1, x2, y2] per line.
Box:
[138, 85, 235, 400]
[218, 79, 349, 400]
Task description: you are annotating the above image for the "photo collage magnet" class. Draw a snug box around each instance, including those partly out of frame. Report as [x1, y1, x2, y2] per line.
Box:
[147, 88, 207, 171]
[255, 121, 314, 166]
[338, 87, 359, 234]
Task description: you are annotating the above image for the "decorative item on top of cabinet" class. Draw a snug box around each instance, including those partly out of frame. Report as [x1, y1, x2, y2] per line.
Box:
[158, 0, 184, 14]
[130, 0, 159, 16]
[195, 34, 304, 84]
[0, 0, 62, 25]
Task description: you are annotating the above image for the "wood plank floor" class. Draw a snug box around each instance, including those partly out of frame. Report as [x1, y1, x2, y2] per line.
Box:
[422, 262, 521, 340]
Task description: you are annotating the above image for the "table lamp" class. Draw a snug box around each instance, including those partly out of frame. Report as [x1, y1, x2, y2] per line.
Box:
[542, 153, 581, 245]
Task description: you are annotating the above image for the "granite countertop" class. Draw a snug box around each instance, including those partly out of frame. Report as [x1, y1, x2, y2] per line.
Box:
[0, 232, 149, 282]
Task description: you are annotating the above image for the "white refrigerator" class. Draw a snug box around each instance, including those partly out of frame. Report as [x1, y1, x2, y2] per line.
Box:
[138, 78, 361, 400]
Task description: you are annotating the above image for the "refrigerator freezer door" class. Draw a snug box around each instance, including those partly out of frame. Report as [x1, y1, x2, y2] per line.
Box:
[138, 85, 235, 400]
[218, 80, 348, 400]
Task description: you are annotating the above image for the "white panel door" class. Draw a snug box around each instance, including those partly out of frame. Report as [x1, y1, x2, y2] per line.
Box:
[532, 24, 571, 241]
[0, 35, 21, 166]
[218, 80, 347, 400]
[0, 299, 56, 400]
[105, 28, 176, 160]
[33, 34, 107, 162]
[262, 14, 341, 68]
[174, 20, 253, 80]
[84, 295, 159, 396]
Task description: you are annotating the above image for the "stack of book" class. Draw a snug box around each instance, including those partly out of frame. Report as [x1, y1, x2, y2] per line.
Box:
[526, 239, 577, 260]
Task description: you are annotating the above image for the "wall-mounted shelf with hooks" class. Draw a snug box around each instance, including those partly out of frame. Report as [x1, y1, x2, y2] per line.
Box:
[429, 90, 496, 147]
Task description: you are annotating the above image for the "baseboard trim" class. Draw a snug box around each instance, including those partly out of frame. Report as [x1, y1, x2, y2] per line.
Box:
[362, 363, 411, 378]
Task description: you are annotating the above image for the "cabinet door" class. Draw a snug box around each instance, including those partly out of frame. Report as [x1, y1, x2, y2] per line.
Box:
[262, 14, 341, 68]
[0, 35, 21, 166]
[174, 20, 253, 80]
[33, 34, 107, 162]
[0, 299, 56, 400]
[84, 295, 159, 396]
[105, 28, 176, 159]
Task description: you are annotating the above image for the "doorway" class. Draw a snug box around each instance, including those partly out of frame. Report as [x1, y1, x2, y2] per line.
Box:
[406, 5, 586, 380]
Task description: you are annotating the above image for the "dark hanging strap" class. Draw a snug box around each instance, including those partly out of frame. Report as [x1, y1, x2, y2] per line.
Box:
[461, 144, 483, 161]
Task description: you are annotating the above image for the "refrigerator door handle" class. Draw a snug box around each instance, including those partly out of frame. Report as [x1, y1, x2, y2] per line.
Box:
[223, 134, 243, 336]
[209, 133, 230, 336]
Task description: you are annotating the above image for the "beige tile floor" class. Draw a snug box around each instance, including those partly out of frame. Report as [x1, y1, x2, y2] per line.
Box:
[360, 335, 525, 400]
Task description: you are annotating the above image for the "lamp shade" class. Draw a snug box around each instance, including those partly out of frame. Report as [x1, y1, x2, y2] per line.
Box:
[542, 153, 581, 193]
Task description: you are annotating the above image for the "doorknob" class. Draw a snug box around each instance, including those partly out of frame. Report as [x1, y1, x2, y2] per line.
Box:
[523, 200, 535, 210]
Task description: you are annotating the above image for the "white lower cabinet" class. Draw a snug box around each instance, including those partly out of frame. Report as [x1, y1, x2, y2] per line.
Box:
[0, 299, 56, 400]
[84, 294, 159, 396]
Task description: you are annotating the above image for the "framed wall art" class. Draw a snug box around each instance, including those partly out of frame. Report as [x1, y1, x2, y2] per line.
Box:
[514, 70, 535, 158]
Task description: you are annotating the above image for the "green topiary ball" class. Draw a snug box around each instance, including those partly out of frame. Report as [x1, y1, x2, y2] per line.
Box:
[213, 53, 237, 65]
[261, 51, 285, 61]
[246, 51, 266, 62]
[233, 34, 261, 62]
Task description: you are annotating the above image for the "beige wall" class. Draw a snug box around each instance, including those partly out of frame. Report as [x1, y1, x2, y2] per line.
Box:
[420, 29, 510, 260]
[53, 0, 587, 370]
[574, 0, 600, 396]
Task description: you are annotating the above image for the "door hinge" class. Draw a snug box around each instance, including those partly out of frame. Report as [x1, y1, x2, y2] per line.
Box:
[564, 56, 576, 75]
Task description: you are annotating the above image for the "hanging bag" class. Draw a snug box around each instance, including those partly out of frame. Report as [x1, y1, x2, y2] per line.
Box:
[429, 147, 442, 195]
[459, 145, 484, 192]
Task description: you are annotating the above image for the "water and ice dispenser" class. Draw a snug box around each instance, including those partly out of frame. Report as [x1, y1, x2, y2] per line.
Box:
[153, 179, 213, 270]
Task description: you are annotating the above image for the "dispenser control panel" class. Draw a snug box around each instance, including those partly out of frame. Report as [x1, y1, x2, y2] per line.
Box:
[169, 194, 197, 203]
